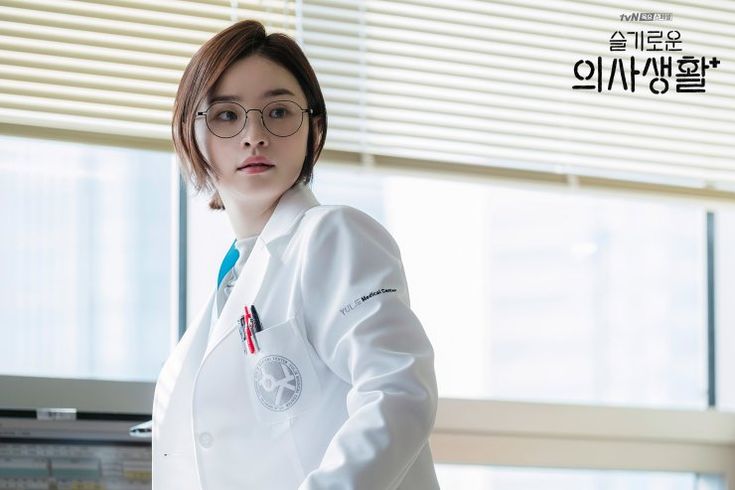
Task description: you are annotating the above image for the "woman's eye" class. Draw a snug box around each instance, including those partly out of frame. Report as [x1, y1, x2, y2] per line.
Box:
[268, 107, 289, 119]
[215, 110, 238, 121]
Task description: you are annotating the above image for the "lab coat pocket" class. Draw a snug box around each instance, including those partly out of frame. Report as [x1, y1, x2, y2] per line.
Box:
[247, 316, 321, 425]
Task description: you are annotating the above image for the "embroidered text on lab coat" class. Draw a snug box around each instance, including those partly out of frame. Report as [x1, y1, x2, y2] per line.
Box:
[339, 288, 398, 316]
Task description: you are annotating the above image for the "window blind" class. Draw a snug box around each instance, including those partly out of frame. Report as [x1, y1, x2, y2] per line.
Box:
[300, 0, 735, 191]
[0, 0, 294, 149]
[1, 0, 733, 192]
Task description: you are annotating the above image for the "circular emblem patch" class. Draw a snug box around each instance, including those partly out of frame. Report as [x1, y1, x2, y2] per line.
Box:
[254, 355, 302, 411]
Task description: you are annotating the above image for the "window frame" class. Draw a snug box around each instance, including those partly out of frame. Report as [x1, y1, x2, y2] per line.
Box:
[432, 398, 735, 486]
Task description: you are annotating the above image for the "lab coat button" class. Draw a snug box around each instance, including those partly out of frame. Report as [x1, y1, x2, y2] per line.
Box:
[198, 432, 214, 448]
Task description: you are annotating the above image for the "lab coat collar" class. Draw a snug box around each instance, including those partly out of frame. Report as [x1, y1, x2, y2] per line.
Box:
[204, 182, 319, 356]
[218, 183, 319, 288]
[259, 182, 320, 252]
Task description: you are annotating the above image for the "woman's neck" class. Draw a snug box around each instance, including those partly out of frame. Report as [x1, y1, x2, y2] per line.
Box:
[223, 196, 279, 240]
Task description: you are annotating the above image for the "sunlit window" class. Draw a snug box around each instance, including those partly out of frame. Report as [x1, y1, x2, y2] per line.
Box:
[716, 208, 735, 412]
[0, 135, 175, 382]
[314, 164, 708, 409]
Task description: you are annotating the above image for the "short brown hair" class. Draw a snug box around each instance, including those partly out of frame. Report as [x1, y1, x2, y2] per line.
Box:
[172, 20, 327, 210]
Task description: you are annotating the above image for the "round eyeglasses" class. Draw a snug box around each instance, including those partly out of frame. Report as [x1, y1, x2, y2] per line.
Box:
[196, 99, 313, 138]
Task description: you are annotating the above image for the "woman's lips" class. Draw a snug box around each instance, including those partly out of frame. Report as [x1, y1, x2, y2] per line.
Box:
[238, 163, 274, 174]
[237, 155, 275, 174]
[237, 156, 275, 174]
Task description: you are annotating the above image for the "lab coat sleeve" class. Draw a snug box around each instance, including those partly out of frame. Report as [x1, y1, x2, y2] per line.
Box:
[298, 206, 438, 490]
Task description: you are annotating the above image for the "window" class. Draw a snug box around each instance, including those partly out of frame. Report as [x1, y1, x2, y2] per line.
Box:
[314, 163, 709, 409]
[716, 208, 735, 412]
[0, 135, 176, 382]
[313, 162, 735, 486]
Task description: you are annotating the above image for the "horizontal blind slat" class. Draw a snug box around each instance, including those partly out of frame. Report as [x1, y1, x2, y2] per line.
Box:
[0, 49, 183, 83]
[0, 64, 176, 97]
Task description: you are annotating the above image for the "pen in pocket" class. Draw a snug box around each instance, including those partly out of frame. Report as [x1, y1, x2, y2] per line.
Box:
[250, 304, 263, 333]
[244, 306, 259, 353]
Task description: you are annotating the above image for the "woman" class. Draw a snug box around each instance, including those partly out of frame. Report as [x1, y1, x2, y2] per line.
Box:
[153, 19, 439, 489]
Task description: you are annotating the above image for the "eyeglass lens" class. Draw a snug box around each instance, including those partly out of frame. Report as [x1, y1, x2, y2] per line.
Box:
[205, 100, 305, 138]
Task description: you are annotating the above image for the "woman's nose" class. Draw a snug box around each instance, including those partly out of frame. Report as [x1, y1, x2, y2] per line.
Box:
[239, 114, 269, 147]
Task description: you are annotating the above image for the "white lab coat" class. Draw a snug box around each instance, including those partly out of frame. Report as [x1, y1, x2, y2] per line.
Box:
[152, 183, 440, 489]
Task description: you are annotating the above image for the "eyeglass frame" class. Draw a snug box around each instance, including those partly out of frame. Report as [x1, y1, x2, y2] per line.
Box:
[195, 99, 314, 138]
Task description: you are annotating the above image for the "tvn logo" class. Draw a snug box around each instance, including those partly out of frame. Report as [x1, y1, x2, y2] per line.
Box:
[620, 12, 673, 21]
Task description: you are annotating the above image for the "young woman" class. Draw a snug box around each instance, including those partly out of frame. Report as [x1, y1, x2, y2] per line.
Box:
[153, 19, 439, 489]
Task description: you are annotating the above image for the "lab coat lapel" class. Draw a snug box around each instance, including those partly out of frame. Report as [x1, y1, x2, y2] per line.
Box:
[204, 239, 270, 357]
[203, 183, 320, 359]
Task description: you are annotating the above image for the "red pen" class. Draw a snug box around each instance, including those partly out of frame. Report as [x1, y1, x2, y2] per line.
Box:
[245, 324, 255, 354]
[243, 306, 257, 354]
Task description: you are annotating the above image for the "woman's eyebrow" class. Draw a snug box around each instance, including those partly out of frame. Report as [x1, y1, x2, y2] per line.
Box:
[209, 88, 296, 104]
[261, 88, 296, 98]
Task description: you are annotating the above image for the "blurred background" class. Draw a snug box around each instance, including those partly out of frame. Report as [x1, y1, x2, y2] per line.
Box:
[0, 1, 733, 489]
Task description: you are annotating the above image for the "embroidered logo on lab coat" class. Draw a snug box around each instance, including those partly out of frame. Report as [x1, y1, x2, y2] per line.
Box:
[339, 288, 398, 316]
[254, 355, 303, 411]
